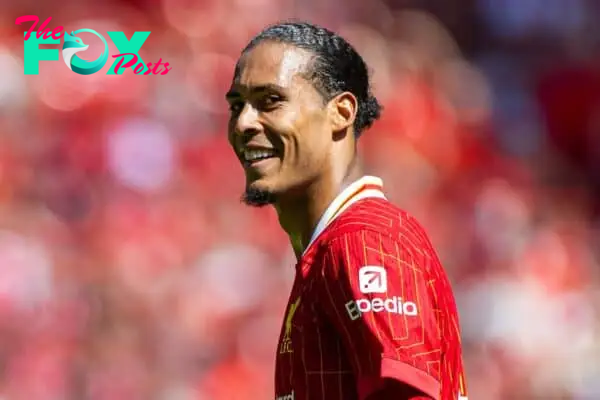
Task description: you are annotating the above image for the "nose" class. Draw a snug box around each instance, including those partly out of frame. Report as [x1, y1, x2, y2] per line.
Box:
[234, 103, 262, 136]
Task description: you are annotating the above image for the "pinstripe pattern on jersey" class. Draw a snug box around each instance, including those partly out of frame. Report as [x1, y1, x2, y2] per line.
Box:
[274, 179, 467, 400]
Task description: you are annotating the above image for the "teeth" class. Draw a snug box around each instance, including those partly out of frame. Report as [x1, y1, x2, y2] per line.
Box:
[244, 149, 276, 162]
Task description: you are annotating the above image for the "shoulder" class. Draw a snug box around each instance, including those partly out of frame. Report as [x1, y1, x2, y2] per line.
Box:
[320, 198, 436, 261]
[313, 198, 457, 312]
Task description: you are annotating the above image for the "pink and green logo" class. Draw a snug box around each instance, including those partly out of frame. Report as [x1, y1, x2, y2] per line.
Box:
[16, 15, 172, 75]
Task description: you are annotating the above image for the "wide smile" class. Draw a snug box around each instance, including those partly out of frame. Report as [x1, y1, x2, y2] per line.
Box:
[241, 147, 280, 168]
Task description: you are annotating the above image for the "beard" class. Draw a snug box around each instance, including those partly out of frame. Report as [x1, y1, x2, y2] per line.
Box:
[241, 187, 276, 207]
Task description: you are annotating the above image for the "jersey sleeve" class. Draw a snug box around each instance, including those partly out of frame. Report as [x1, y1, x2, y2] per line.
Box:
[315, 229, 442, 400]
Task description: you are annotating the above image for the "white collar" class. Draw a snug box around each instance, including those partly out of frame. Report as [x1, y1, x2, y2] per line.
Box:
[303, 175, 386, 255]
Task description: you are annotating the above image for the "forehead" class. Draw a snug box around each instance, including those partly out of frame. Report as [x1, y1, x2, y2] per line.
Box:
[233, 42, 313, 91]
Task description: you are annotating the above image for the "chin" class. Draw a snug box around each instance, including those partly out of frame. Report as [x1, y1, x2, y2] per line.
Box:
[246, 175, 273, 191]
[242, 177, 278, 207]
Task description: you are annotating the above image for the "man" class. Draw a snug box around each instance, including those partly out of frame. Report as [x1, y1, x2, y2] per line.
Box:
[225, 21, 468, 400]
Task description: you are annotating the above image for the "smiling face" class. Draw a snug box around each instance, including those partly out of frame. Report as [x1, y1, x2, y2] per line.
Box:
[226, 41, 334, 206]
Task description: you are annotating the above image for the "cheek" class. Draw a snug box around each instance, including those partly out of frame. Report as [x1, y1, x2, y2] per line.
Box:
[271, 106, 329, 163]
[301, 109, 330, 147]
[226, 128, 238, 153]
[295, 118, 330, 166]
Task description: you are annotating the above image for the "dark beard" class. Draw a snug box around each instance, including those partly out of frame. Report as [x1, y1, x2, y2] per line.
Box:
[241, 187, 276, 207]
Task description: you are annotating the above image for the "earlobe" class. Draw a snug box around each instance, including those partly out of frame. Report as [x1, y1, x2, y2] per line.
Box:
[329, 92, 357, 133]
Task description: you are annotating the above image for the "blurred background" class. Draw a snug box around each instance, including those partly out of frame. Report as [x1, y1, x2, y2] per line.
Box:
[0, 0, 600, 398]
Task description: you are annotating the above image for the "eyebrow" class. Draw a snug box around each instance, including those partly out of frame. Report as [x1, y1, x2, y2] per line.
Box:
[225, 83, 286, 100]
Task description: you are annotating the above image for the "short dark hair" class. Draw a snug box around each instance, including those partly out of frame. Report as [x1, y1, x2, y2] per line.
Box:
[242, 21, 382, 137]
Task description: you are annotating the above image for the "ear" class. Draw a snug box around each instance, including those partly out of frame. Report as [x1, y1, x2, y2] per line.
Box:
[327, 92, 357, 135]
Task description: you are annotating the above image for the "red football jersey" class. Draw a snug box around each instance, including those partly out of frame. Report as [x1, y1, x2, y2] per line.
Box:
[274, 176, 468, 400]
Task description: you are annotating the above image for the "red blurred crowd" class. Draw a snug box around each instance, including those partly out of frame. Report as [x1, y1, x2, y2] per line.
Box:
[0, 0, 599, 398]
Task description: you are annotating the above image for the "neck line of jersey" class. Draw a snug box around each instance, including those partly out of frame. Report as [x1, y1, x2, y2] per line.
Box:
[302, 175, 386, 256]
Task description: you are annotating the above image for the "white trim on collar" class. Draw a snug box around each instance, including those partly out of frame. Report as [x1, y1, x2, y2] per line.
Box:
[303, 175, 386, 255]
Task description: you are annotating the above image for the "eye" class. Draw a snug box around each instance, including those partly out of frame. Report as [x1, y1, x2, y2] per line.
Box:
[258, 94, 282, 110]
[228, 100, 244, 114]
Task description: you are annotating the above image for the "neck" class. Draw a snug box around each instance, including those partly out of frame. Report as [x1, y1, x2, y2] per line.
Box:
[275, 159, 362, 259]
